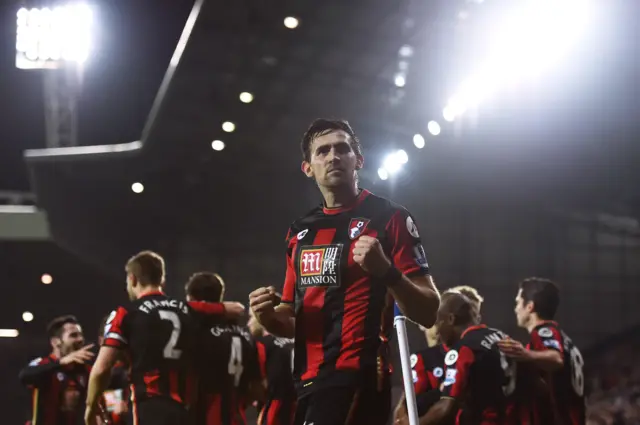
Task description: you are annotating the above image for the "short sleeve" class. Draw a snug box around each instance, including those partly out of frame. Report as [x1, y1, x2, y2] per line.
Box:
[441, 345, 475, 400]
[281, 227, 298, 304]
[530, 326, 564, 354]
[188, 301, 225, 316]
[411, 352, 432, 394]
[103, 307, 130, 349]
[385, 209, 430, 277]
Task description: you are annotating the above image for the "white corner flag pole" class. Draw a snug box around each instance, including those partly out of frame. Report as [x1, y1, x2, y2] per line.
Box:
[394, 304, 420, 425]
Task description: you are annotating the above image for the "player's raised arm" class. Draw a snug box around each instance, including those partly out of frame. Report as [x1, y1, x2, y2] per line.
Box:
[249, 287, 295, 339]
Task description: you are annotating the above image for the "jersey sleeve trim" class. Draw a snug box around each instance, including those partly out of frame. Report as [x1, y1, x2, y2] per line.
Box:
[385, 209, 430, 277]
[103, 307, 129, 349]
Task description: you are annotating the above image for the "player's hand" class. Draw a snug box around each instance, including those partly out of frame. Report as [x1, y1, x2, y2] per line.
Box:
[223, 302, 246, 318]
[498, 338, 529, 360]
[60, 344, 95, 365]
[352, 235, 392, 277]
[249, 286, 277, 319]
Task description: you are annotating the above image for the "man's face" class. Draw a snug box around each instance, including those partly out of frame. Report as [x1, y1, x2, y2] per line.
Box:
[514, 289, 532, 328]
[302, 130, 362, 188]
[57, 323, 85, 355]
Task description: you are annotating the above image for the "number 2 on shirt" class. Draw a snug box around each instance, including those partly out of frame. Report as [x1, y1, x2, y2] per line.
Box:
[159, 310, 182, 360]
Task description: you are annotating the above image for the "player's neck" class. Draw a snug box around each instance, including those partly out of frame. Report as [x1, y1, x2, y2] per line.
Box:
[526, 316, 544, 334]
[136, 286, 163, 299]
[321, 183, 359, 209]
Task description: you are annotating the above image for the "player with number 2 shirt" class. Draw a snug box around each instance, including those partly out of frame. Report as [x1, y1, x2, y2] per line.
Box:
[418, 292, 520, 425]
[499, 278, 586, 425]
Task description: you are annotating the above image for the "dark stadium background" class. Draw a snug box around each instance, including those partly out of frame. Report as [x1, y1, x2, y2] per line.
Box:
[1, 0, 639, 424]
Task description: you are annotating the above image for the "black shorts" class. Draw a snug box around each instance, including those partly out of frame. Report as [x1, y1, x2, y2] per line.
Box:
[132, 397, 189, 425]
[293, 379, 391, 425]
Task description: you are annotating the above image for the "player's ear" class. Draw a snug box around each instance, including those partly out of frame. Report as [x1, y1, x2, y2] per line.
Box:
[355, 154, 364, 170]
[50, 336, 61, 349]
[525, 301, 535, 314]
[301, 161, 313, 178]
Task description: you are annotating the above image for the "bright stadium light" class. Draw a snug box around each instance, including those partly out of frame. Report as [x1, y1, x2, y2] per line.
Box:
[222, 121, 235, 133]
[443, 0, 593, 120]
[394, 74, 406, 88]
[397, 149, 409, 164]
[15, 3, 94, 70]
[284, 17, 299, 29]
[239, 92, 253, 103]
[131, 182, 144, 194]
[41, 273, 53, 285]
[413, 134, 425, 149]
[211, 140, 225, 151]
[0, 329, 19, 338]
[382, 150, 409, 176]
[442, 106, 455, 122]
[22, 312, 34, 322]
[378, 168, 389, 181]
[428, 121, 441, 136]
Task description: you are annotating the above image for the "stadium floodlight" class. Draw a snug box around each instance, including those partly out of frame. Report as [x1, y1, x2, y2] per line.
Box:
[22, 312, 34, 322]
[131, 182, 144, 194]
[41, 273, 53, 284]
[15, 3, 94, 70]
[0, 329, 19, 338]
[284, 17, 299, 29]
[442, 0, 592, 120]
[428, 121, 441, 136]
[239, 92, 253, 103]
[382, 150, 409, 176]
[377, 168, 389, 181]
[211, 140, 225, 151]
[413, 134, 425, 149]
[222, 121, 236, 133]
[394, 74, 406, 88]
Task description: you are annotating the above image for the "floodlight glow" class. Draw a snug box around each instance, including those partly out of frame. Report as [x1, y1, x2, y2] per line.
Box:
[399, 45, 414, 58]
[211, 140, 225, 151]
[222, 121, 235, 133]
[131, 182, 144, 194]
[397, 149, 409, 164]
[41, 274, 53, 285]
[0, 329, 19, 338]
[443, 0, 593, 119]
[428, 121, 441, 136]
[442, 106, 455, 122]
[15, 3, 94, 69]
[394, 74, 406, 88]
[284, 17, 299, 29]
[382, 150, 409, 175]
[239, 92, 253, 103]
[378, 168, 389, 181]
[413, 134, 425, 149]
[22, 312, 34, 322]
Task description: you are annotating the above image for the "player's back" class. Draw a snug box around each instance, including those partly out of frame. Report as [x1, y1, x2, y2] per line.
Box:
[529, 322, 586, 425]
[195, 317, 260, 425]
[256, 334, 295, 425]
[443, 325, 517, 425]
[105, 292, 198, 405]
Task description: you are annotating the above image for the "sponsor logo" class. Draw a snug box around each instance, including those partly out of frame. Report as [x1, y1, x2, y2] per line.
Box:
[348, 218, 370, 239]
[412, 370, 418, 383]
[57, 372, 65, 381]
[444, 369, 457, 386]
[444, 350, 459, 366]
[538, 327, 553, 338]
[433, 367, 444, 378]
[298, 244, 343, 288]
[543, 339, 561, 350]
[297, 229, 308, 240]
[406, 215, 420, 238]
[410, 354, 418, 368]
[414, 244, 428, 268]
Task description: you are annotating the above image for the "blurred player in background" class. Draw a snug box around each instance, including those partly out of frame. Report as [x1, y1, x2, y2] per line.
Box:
[20, 315, 94, 425]
[247, 294, 296, 425]
[394, 285, 484, 425]
[417, 292, 520, 425]
[97, 313, 129, 425]
[85, 251, 199, 425]
[186, 272, 262, 425]
[499, 277, 586, 425]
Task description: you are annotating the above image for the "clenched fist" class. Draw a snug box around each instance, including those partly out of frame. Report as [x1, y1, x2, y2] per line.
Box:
[249, 286, 278, 322]
[352, 235, 392, 277]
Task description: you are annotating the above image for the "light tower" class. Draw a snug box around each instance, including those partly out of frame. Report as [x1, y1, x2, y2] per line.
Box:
[15, 3, 93, 148]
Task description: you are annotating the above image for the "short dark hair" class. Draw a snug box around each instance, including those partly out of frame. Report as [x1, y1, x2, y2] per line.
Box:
[126, 250, 165, 286]
[47, 315, 79, 339]
[519, 277, 560, 320]
[185, 272, 225, 303]
[440, 292, 477, 326]
[301, 119, 363, 162]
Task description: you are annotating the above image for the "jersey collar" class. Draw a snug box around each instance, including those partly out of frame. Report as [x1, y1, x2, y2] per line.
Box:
[461, 324, 487, 339]
[322, 189, 370, 215]
[533, 320, 558, 329]
[137, 290, 165, 299]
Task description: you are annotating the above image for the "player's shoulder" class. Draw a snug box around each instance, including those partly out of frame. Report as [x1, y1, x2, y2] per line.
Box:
[416, 344, 447, 364]
[532, 322, 562, 339]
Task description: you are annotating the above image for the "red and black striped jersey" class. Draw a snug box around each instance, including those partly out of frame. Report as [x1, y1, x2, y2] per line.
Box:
[411, 344, 448, 395]
[103, 291, 198, 407]
[102, 361, 130, 425]
[255, 334, 295, 425]
[19, 353, 90, 425]
[280, 189, 430, 395]
[193, 317, 261, 425]
[441, 325, 519, 425]
[528, 322, 586, 425]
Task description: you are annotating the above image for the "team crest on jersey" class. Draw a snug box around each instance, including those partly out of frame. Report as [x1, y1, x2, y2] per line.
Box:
[57, 372, 65, 381]
[444, 350, 459, 366]
[433, 367, 444, 378]
[348, 218, 370, 239]
[410, 354, 418, 368]
[29, 357, 42, 366]
[538, 327, 553, 338]
[298, 244, 343, 288]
